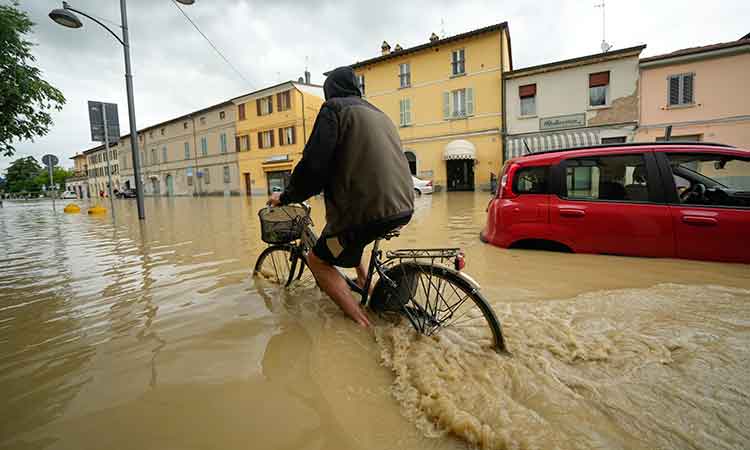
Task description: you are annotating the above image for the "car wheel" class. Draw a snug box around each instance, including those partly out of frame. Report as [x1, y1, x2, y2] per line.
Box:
[414, 188, 422, 196]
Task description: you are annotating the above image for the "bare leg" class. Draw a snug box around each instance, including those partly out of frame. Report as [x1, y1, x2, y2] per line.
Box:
[307, 251, 371, 328]
[355, 257, 367, 290]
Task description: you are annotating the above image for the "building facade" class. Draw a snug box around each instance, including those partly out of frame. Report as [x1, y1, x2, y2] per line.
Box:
[118, 101, 241, 196]
[504, 45, 646, 159]
[65, 153, 89, 198]
[232, 81, 324, 196]
[636, 37, 750, 147]
[84, 144, 120, 197]
[346, 23, 512, 191]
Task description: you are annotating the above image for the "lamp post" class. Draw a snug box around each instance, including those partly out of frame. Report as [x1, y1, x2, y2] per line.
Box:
[49, 0, 196, 220]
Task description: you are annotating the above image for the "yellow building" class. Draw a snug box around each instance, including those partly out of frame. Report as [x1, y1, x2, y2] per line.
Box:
[232, 81, 324, 195]
[344, 22, 512, 191]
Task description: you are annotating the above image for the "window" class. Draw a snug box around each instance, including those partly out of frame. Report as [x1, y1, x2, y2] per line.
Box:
[279, 126, 296, 145]
[277, 91, 291, 111]
[149, 131, 154, 138]
[443, 88, 474, 118]
[565, 154, 650, 202]
[160, 128, 165, 136]
[399, 63, 411, 88]
[519, 84, 536, 116]
[667, 154, 750, 207]
[201, 136, 208, 156]
[257, 96, 273, 116]
[184, 142, 190, 159]
[223, 166, 231, 184]
[238, 103, 246, 121]
[183, 121, 188, 129]
[151, 148, 157, 164]
[199, 116, 206, 125]
[601, 136, 627, 144]
[162, 146, 167, 162]
[656, 134, 702, 143]
[589, 71, 610, 107]
[356, 74, 365, 96]
[220, 133, 228, 153]
[399, 98, 411, 126]
[451, 49, 465, 75]
[668, 73, 695, 106]
[514, 166, 549, 194]
[258, 130, 274, 149]
[186, 167, 193, 186]
[203, 167, 210, 184]
[219, 111, 226, 120]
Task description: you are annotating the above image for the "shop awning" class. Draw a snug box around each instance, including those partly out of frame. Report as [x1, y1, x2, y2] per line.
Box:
[443, 139, 476, 160]
[507, 130, 600, 159]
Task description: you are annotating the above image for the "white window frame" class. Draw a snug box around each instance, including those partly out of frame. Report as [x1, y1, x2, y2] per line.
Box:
[451, 49, 465, 76]
[200, 136, 208, 156]
[184, 142, 190, 159]
[399, 98, 412, 126]
[262, 130, 273, 148]
[284, 127, 294, 145]
[223, 166, 231, 184]
[162, 146, 167, 162]
[443, 88, 474, 119]
[399, 63, 411, 88]
[260, 97, 272, 115]
[220, 133, 227, 153]
[356, 74, 365, 96]
[520, 95, 536, 117]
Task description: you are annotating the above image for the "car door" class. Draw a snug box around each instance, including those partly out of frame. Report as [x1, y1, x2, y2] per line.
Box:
[656, 150, 750, 263]
[550, 151, 674, 257]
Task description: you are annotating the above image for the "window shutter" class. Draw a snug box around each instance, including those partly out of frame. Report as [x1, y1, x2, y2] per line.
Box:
[519, 84, 536, 98]
[291, 126, 296, 144]
[256, 99, 261, 116]
[270, 130, 275, 147]
[278, 128, 284, 145]
[399, 99, 405, 125]
[443, 92, 450, 118]
[277, 93, 282, 111]
[238, 104, 245, 120]
[682, 74, 694, 104]
[268, 96, 273, 114]
[668, 76, 680, 105]
[406, 99, 411, 125]
[466, 88, 474, 115]
[258, 132, 263, 149]
[589, 71, 610, 87]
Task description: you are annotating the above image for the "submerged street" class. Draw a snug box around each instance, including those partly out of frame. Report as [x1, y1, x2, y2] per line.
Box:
[1, 193, 749, 450]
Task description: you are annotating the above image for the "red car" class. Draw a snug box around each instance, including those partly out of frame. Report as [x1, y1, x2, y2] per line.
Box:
[481, 142, 750, 263]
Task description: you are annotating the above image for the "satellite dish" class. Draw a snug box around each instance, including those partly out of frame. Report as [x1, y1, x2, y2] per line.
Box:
[601, 40, 613, 53]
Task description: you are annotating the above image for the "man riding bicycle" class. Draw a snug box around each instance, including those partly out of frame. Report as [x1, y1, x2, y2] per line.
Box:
[268, 66, 414, 328]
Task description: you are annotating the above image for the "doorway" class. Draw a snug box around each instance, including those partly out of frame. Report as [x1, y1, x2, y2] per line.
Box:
[446, 160, 475, 191]
[243, 173, 252, 195]
[267, 170, 291, 194]
[165, 174, 174, 196]
[404, 151, 417, 176]
[151, 177, 160, 195]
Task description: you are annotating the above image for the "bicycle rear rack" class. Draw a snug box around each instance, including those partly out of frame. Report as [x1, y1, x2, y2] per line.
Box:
[385, 248, 461, 264]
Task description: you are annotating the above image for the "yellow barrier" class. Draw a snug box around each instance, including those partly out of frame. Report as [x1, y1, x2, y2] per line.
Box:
[88, 205, 107, 215]
[64, 204, 81, 213]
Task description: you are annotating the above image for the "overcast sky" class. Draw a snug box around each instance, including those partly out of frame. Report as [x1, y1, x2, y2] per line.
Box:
[2, 0, 747, 172]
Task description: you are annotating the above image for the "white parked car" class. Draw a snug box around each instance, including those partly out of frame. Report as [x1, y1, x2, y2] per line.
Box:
[60, 191, 78, 199]
[412, 176, 433, 195]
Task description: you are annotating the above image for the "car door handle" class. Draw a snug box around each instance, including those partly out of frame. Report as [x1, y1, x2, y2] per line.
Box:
[682, 216, 718, 226]
[559, 208, 585, 218]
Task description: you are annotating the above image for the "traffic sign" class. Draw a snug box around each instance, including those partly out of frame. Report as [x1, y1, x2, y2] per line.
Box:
[88, 101, 120, 143]
[42, 154, 58, 167]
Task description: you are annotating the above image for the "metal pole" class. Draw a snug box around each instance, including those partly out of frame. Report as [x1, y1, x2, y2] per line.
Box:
[102, 106, 116, 214]
[48, 163, 56, 209]
[120, 0, 145, 220]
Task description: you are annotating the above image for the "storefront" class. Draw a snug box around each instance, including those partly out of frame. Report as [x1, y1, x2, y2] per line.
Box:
[444, 140, 476, 191]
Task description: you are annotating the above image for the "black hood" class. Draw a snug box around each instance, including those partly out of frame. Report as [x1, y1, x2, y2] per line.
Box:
[323, 67, 361, 100]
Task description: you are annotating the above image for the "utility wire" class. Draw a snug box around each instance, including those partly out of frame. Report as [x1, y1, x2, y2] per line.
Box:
[170, 0, 254, 88]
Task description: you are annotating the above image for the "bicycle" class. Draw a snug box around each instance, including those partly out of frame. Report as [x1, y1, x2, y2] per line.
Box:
[253, 204, 507, 353]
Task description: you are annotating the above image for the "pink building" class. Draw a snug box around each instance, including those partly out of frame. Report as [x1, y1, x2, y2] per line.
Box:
[637, 36, 750, 147]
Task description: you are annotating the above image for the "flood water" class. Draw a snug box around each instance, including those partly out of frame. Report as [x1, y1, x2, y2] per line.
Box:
[1, 193, 749, 450]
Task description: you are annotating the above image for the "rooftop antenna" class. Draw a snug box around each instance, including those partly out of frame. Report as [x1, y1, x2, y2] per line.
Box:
[440, 18, 446, 38]
[594, 1, 612, 53]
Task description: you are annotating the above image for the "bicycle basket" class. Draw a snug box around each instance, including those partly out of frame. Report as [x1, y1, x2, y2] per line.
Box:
[258, 205, 308, 244]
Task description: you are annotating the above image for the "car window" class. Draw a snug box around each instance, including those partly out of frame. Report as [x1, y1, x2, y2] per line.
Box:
[514, 166, 548, 194]
[667, 153, 750, 208]
[564, 154, 649, 202]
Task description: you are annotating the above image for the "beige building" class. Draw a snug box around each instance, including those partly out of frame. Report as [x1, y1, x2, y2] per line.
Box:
[65, 153, 89, 198]
[84, 144, 120, 197]
[637, 36, 750, 147]
[504, 45, 646, 159]
[118, 101, 241, 196]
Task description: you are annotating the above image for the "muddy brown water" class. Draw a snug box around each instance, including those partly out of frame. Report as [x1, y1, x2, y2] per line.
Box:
[1, 193, 748, 450]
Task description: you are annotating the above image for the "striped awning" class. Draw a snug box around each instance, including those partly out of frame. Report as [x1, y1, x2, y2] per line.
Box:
[507, 130, 600, 159]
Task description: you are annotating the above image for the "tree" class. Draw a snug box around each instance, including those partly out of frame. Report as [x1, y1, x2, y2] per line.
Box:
[0, 2, 66, 157]
[32, 166, 73, 191]
[4, 156, 42, 192]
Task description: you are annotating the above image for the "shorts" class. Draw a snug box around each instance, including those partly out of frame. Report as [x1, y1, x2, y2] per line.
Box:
[312, 213, 412, 268]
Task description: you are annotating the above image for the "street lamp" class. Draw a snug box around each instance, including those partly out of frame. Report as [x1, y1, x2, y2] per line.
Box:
[49, 0, 196, 220]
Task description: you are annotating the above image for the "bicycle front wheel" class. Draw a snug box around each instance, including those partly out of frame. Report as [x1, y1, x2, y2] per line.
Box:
[254, 245, 317, 290]
[371, 262, 506, 352]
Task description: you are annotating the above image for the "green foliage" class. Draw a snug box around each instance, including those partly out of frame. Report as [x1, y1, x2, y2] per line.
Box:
[32, 166, 73, 191]
[4, 155, 41, 192]
[0, 2, 66, 157]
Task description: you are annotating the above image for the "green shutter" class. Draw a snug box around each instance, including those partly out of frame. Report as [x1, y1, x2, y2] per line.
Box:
[406, 98, 411, 125]
[443, 92, 450, 119]
[399, 99, 405, 126]
[466, 88, 474, 116]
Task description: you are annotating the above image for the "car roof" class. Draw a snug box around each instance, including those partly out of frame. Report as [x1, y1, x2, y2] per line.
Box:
[508, 142, 748, 165]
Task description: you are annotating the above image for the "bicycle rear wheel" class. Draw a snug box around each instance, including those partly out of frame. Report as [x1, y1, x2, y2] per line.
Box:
[253, 245, 316, 289]
[371, 262, 506, 352]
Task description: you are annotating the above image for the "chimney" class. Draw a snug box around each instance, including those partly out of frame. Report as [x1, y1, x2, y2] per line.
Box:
[304, 70, 311, 84]
[298, 77, 304, 83]
[394, 44, 403, 52]
[430, 32, 439, 43]
[381, 40, 391, 55]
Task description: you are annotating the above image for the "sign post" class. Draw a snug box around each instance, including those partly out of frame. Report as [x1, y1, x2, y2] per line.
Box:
[88, 101, 120, 216]
[42, 154, 59, 209]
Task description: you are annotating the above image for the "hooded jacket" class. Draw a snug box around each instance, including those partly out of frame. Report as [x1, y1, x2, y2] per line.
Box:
[280, 67, 414, 236]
